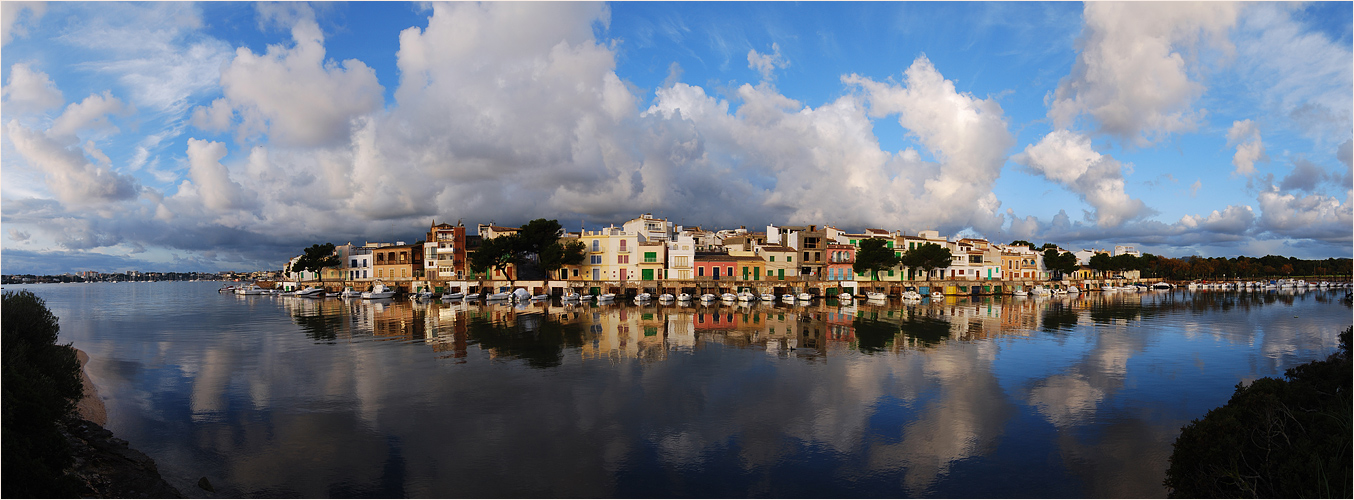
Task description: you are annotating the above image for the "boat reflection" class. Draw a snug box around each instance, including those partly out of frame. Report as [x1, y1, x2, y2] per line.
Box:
[277, 288, 1352, 368]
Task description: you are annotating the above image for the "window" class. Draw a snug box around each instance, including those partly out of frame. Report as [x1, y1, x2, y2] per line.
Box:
[769, 256, 775, 262]
[351, 259, 357, 267]
[675, 256, 688, 267]
[363, 270, 367, 278]
[619, 240, 627, 251]
[572, 269, 578, 277]
[814, 252, 820, 262]
[698, 267, 705, 277]
[787, 256, 793, 262]
[727, 266, 733, 277]
[804, 252, 810, 262]
[590, 255, 602, 264]
[644, 252, 657, 263]
[618, 255, 629, 264]
[592, 240, 599, 252]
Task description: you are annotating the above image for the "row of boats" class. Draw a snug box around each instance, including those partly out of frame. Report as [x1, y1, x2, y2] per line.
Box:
[222, 279, 1349, 302]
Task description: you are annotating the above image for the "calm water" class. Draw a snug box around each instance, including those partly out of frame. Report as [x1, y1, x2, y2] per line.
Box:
[11, 281, 1350, 498]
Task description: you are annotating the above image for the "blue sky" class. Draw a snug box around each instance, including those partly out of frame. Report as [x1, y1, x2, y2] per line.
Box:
[2, 2, 1350, 274]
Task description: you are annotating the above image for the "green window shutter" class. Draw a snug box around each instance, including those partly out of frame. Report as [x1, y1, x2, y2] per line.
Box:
[788, 256, 793, 262]
[641, 269, 654, 280]
[769, 256, 775, 262]
[644, 252, 657, 262]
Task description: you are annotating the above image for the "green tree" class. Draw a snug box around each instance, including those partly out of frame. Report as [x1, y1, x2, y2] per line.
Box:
[1088, 253, 1114, 275]
[518, 219, 565, 259]
[540, 240, 587, 278]
[470, 234, 521, 281]
[1042, 248, 1079, 279]
[1111, 253, 1138, 274]
[292, 243, 340, 281]
[902, 243, 952, 281]
[1164, 327, 1352, 498]
[853, 238, 902, 281]
[2, 290, 85, 497]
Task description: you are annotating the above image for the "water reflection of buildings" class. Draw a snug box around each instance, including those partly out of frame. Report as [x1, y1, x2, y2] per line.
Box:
[281, 289, 1350, 367]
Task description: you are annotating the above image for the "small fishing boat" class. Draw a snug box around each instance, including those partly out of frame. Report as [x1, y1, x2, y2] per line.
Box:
[866, 291, 887, 301]
[781, 294, 796, 302]
[362, 282, 396, 299]
[797, 292, 812, 301]
[677, 293, 693, 301]
[931, 291, 944, 299]
[659, 293, 675, 301]
[761, 293, 776, 302]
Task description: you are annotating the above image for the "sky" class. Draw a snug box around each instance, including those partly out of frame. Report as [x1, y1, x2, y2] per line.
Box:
[1, 1, 1351, 274]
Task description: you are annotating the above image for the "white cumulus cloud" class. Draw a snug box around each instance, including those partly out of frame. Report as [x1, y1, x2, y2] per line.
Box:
[1226, 119, 1266, 176]
[747, 42, 788, 81]
[1013, 129, 1152, 227]
[1049, 2, 1239, 146]
[219, 14, 383, 147]
[2, 63, 63, 114]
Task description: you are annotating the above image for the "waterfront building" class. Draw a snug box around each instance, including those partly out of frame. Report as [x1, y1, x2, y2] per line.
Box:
[477, 223, 520, 241]
[666, 231, 697, 280]
[1113, 245, 1141, 257]
[580, 225, 643, 281]
[756, 244, 798, 281]
[693, 253, 738, 281]
[824, 243, 856, 281]
[621, 213, 674, 242]
[638, 241, 666, 280]
[424, 221, 467, 280]
[372, 242, 422, 283]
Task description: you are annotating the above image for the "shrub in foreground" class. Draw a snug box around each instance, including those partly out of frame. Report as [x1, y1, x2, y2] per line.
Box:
[1164, 327, 1352, 498]
[2, 290, 84, 497]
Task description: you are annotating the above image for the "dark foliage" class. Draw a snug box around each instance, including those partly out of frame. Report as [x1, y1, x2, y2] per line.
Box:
[901, 243, 952, 280]
[291, 243, 340, 277]
[2, 290, 85, 497]
[540, 240, 586, 276]
[1042, 248, 1079, 278]
[469, 233, 521, 280]
[853, 238, 901, 281]
[1164, 327, 1352, 498]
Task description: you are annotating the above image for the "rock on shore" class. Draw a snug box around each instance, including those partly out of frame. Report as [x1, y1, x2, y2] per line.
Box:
[66, 349, 182, 498]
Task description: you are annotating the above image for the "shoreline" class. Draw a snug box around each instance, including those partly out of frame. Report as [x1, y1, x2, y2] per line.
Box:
[66, 348, 183, 498]
[73, 348, 107, 426]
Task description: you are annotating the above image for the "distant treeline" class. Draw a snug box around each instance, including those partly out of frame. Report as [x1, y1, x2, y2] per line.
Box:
[1102, 254, 1351, 280]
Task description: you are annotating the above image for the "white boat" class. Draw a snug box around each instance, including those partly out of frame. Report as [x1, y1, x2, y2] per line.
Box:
[1052, 288, 1067, 296]
[563, 290, 581, 301]
[760, 293, 776, 302]
[1011, 289, 1028, 297]
[599, 293, 617, 302]
[901, 291, 923, 300]
[677, 293, 693, 301]
[701, 293, 718, 302]
[297, 286, 326, 297]
[340, 287, 362, 298]
[797, 292, 813, 301]
[659, 293, 675, 301]
[362, 282, 396, 299]
[1067, 286, 1081, 294]
[866, 291, 887, 301]
[531, 294, 550, 301]
[1030, 286, 1051, 296]
[235, 284, 264, 295]
[738, 291, 756, 302]
[781, 294, 796, 302]
[721, 293, 737, 302]
[931, 291, 944, 299]
[486, 292, 513, 301]
[443, 292, 464, 300]
[633, 293, 652, 303]
[325, 291, 341, 297]
[579, 293, 594, 301]
[838, 292, 854, 300]
[465, 292, 483, 301]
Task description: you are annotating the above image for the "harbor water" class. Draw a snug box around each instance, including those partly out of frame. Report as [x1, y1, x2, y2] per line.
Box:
[13, 281, 1350, 497]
